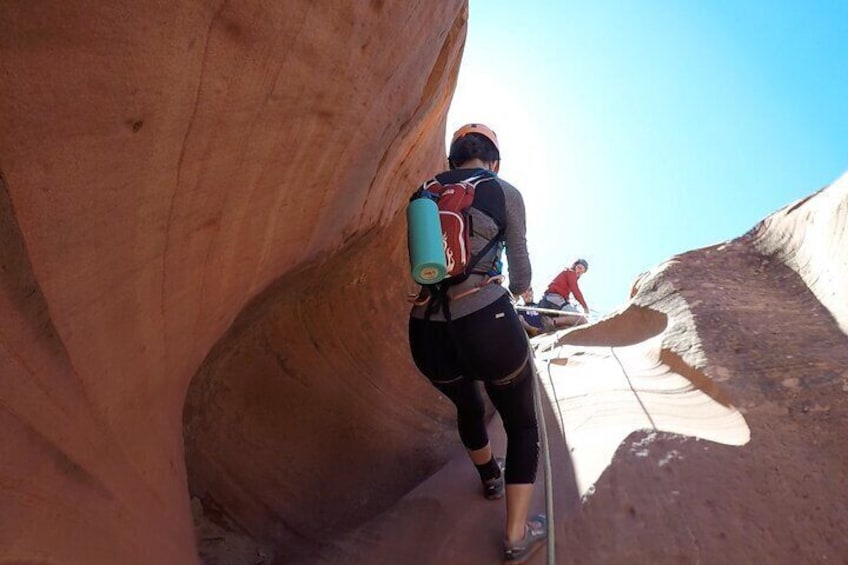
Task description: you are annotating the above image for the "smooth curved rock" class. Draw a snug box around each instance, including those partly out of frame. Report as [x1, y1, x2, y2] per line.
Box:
[183, 219, 458, 562]
[555, 176, 848, 564]
[1, 2, 465, 564]
[753, 172, 848, 334]
[313, 176, 848, 564]
[3, 1, 847, 564]
[533, 308, 750, 497]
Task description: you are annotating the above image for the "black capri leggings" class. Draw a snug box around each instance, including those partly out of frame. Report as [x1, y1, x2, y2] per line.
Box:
[409, 294, 539, 484]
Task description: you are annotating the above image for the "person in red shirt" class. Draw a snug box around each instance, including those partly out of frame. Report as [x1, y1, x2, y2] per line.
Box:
[539, 259, 589, 327]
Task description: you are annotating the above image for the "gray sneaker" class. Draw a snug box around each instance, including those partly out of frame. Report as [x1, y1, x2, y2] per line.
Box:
[483, 456, 506, 500]
[504, 513, 547, 564]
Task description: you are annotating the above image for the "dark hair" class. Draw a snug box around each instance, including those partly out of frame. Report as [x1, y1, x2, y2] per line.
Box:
[448, 133, 500, 169]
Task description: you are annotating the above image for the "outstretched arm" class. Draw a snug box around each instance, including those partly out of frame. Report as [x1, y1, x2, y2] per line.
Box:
[568, 271, 589, 312]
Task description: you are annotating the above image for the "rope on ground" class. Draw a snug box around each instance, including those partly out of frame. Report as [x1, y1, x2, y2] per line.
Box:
[609, 346, 658, 431]
[523, 329, 555, 565]
[508, 290, 556, 564]
[543, 358, 567, 439]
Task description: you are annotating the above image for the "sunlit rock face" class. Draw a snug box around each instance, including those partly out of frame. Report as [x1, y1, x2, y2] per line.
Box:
[251, 176, 848, 565]
[533, 307, 751, 499]
[0, 2, 466, 564]
[4, 0, 846, 562]
[552, 174, 848, 564]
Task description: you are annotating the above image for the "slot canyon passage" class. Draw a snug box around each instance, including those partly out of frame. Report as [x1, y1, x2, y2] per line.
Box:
[1, 2, 847, 564]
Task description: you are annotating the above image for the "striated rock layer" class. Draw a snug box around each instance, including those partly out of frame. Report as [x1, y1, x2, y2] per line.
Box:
[305, 174, 848, 565]
[555, 173, 848, 564]
[3, 1, 848, 563]
[1, 2, 466, 564]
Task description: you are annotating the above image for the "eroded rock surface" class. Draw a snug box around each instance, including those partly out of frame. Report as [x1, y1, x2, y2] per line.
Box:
[294, 175, 848, 565]
[1, 2, 465, 564]
[3, 1, 847, 564]
[558, 174, 848, 564]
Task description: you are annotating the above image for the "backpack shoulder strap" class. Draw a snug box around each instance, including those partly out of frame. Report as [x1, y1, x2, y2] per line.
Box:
[466, 174, 507, 275]
[469, 174, 506, 230]
[411, 177, 440, 202]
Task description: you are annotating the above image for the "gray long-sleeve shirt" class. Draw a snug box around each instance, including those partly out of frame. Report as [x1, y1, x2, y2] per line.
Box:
[410, 170, 532, 321]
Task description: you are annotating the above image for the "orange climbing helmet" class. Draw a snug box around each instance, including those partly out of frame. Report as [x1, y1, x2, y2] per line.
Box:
[451, 123, 500, 153]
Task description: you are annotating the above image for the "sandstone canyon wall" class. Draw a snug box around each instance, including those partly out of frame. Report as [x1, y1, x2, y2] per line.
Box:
[1, 2, 465, 564]
[3, 2, 848, 565]
[297, 175, 847, 565]
[552, 174, 848, 564]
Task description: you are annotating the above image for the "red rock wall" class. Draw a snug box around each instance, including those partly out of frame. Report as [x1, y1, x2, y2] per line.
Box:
[0, 2, 466, 563]
[559, 179, 848, 564]
[182, 218, 459, 562]
[270, 177, 848, 564]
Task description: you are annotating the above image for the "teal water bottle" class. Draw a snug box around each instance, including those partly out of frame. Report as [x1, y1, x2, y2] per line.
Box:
[407, 195, 446, 284]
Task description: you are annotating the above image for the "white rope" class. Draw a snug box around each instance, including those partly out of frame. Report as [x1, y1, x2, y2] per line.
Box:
[609, 346, 657, 431]
[517, 312, 555, 565]
[525, 332, 555, 565]
[503, 289, 556, 563]
[514, 304, 590, 319]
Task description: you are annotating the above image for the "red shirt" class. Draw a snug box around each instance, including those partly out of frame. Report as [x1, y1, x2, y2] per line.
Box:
[545, 268, 588, 311]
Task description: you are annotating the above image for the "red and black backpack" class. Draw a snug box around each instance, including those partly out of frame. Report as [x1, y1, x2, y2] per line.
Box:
[411, 171, 506, 318]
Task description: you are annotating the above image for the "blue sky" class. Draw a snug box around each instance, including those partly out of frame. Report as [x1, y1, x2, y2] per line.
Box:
[447, 0, 848, 315]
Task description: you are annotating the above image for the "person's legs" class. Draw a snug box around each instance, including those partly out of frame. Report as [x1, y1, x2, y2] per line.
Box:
[539, 315, 557, 333]
[505, 485, 535, 540]
[553, 314, 578, 328]
[409, 316, 502, 492]
[434, 378, 504, 497]
[485, 362, 539, 543]
[563, 303, 588, 324]
[432, 377, 490, 453]
[553, 303, 587, 328]
[411, 297, 543, 545]
[468, 443, 493, 465]
[537, 294, 560, 311]
[454, 296, 543, 544]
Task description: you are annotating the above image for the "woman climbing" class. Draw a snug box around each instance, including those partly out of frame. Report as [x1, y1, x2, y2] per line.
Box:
[408, 123, 547, 564]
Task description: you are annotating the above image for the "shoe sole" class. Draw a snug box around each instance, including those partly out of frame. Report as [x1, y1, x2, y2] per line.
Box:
[504, 514, 547, 564]
[504, 540, 544, 565]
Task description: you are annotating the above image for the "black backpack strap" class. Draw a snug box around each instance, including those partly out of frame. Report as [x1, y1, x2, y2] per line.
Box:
[465, 173, 506, 275]
[464, 225, 504, 276]
[423, 283, 447, 322]
[468, 173, 506, 231]
[410, 178, 439, 202]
